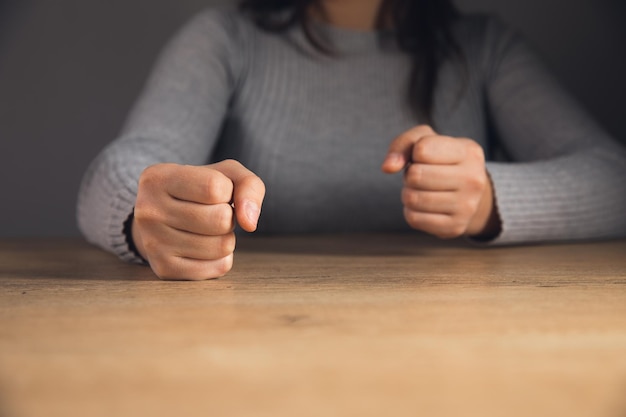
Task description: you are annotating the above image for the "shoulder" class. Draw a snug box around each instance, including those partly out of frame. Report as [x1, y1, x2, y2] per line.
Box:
[182, 5, 258, 44]
[188, 6, 242, 31]
[452, 14, 518, 53]
[451, 14, 529, 77]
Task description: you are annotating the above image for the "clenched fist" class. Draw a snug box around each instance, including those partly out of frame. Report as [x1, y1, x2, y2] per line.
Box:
[131, 159, 265, 280]
[382, 125, 500, 239]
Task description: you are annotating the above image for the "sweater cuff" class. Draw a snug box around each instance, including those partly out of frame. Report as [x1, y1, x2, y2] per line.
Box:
[108, 187, 148, 264]
[483, 161, 560, 245]
[122, 209, 149, 265]
[483, 156, 621, 245]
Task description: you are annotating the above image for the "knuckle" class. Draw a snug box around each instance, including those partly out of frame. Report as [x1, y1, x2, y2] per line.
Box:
[413, 140, 429, 161]
[401, 188, 415, 208]
[205, 171, 232, 201]
[406, 164, 423, 186]
[214, 204, 234, 233]
[466, 174, 486, 192]
[416, 124, 435, 135]
[409, 219, 423, 230]
[139, 164, 159, 181]
[218, 233, 236, 257]
[150, 257, 174, 280]
[223, 158, 242, 169]
[213, 255, 234, 277]
[139, 164, 169, 190]
[466, 140, 485, 162]
[403, 208, 421, 229]
[240, 174, 266, 196]
[133, 205, 162, 226]
[219, 159, 245, 176]
[447, 220, 467, 238]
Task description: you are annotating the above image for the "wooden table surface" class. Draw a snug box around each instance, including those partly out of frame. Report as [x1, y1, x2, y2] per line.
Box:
[1, 234, 625, 417]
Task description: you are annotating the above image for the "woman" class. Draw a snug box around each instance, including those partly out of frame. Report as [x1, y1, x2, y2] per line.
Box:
[77, 0, 626, 280]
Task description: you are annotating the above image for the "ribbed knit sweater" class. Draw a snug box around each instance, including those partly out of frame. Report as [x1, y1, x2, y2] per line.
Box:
[77, 7, 626, 263]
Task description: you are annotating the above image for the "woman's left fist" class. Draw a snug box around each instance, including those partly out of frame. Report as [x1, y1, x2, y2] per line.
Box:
[382, 125, 500, 239]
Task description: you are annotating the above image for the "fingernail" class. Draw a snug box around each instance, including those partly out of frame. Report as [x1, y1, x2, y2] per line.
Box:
[245, 200, 260, 227]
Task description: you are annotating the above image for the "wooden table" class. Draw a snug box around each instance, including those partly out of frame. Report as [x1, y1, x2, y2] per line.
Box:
[1, 235, 625, 417]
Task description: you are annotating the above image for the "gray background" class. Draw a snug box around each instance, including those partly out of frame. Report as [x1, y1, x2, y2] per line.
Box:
[1, 0, 624, 237]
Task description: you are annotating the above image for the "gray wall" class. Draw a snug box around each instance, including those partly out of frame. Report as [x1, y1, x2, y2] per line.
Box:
[1, 0, 624, 237]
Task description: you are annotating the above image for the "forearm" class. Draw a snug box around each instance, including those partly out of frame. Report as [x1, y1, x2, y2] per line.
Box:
[485, 143, 626, 244]
[77, 138, 189, 262]
[77, 9, 240, 260]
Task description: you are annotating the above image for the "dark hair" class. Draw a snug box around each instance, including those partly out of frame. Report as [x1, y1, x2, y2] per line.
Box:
[239, 0, 465, 124]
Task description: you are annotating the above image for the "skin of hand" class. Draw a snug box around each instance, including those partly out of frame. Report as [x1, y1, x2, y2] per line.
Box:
[381, 125, 501, 240]
[131, 159, 266, 280]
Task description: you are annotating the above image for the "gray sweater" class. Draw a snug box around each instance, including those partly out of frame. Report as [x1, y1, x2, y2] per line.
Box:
[77, 7, 626, 263]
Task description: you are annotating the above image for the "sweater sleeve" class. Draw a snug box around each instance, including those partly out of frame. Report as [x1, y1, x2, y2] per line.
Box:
[481, 19, 626, 244]
[77, 8, 242, 262]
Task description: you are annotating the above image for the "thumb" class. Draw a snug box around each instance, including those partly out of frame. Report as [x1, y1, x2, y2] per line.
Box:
[381, 124, 435, 173]
[211, 159, 266, 232]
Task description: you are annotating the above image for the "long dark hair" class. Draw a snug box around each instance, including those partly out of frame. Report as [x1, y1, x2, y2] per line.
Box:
[239, 0, 464, 124]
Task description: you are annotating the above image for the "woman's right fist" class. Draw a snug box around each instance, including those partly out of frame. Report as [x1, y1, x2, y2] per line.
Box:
[131, 160, 265, 280]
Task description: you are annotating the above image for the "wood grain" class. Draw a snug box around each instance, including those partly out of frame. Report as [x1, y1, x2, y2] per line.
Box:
[1, 235, 625, 417]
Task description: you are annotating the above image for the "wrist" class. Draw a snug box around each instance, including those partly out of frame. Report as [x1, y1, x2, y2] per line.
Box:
[123, 210, 148, 263]
[467, 175, 501, 240]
